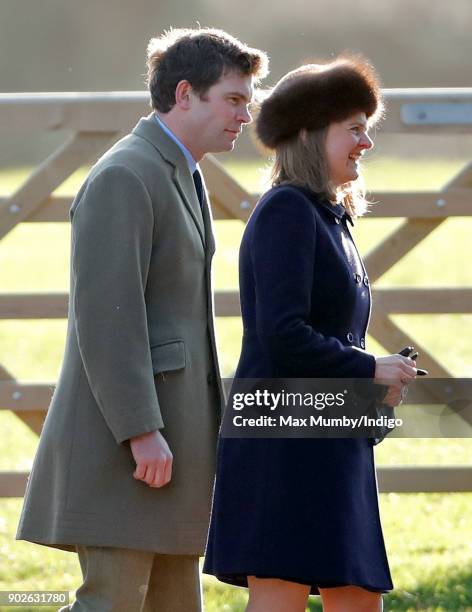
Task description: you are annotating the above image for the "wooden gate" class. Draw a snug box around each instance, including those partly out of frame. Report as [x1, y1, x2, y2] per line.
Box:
[1, 89, 471, 496]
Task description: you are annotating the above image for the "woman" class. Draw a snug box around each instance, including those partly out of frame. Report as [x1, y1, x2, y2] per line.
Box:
[203, 55, 417, 612]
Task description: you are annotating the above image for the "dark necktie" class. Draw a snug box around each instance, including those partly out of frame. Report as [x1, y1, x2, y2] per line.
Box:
[192, 169, 204, 209]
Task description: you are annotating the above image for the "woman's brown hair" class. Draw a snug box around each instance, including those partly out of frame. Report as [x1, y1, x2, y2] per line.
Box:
[270, 127, 368, 218]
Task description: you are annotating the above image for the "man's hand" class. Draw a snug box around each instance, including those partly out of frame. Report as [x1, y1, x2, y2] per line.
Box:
[129, 430, 173, 488]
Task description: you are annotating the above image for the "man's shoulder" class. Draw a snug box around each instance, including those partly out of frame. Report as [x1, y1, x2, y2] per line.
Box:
[87, 130, 170, 189]
[70, 129, 173, 214]
[100, 130, 166, 170]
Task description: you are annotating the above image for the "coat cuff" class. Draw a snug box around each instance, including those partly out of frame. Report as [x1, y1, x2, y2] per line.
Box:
[113, 410, 164, 444]
[350, 347, 377, 379]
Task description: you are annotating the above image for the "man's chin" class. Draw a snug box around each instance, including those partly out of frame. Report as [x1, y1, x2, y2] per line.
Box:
[209, 141, 236, 154]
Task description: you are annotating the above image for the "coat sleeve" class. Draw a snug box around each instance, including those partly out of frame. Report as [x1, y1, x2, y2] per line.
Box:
[251, 189, 376, 378]
[71, 164, 164, 443]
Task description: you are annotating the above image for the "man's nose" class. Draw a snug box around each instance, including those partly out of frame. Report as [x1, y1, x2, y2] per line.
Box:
[239, 106, 252, 124]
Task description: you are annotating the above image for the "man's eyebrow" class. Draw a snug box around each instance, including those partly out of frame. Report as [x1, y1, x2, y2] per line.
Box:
[225, 91, 252, 102]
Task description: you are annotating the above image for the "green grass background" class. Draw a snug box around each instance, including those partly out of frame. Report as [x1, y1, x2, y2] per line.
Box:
[0, 156, 471, 611]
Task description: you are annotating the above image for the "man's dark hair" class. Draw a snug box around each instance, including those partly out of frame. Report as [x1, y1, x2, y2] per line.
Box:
[146, 27, 269, 112]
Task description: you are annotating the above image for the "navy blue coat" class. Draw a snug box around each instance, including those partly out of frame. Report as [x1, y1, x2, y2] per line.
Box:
[203, 185, 393, 594]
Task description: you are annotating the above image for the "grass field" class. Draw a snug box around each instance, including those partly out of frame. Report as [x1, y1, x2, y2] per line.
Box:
[0, 157, 471, 611]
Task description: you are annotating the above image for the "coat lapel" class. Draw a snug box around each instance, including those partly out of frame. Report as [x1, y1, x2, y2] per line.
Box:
[132, 115, 205, 249]
[172, 165, 206, 249]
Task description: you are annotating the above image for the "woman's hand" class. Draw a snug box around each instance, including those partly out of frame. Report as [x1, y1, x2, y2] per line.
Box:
[374, 354, 417, 407]
[375, 354, 417, 383]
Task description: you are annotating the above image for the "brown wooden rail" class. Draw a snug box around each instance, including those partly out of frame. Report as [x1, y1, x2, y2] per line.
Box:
[1, 89, 471, 495]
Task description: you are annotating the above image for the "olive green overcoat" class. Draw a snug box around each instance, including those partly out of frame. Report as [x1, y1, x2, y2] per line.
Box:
[16, 115, 223, 554]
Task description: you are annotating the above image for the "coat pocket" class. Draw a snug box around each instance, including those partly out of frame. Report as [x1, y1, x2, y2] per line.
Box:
[150, 339, 186, 374]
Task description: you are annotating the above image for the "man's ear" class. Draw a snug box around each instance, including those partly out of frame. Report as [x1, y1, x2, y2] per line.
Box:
[174, 80, 193, 110]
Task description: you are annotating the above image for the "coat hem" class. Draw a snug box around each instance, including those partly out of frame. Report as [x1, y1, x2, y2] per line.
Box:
[16, 521, 208, 556]
[203, 570, 394, 596]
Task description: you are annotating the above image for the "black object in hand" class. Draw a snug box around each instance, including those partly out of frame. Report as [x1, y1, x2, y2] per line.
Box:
[398, 346, 428, 376]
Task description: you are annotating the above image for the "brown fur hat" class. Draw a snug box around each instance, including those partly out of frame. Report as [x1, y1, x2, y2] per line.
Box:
[255, 54, 383, 150]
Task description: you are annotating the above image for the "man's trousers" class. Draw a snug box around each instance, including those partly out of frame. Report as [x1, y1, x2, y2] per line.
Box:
[59, 546, 202, 612]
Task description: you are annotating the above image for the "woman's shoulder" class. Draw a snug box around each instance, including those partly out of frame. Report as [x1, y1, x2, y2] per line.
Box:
[260, 183, 323, 204]
[244, 184, 320, 244]
[255, 184, 349, 230]
[254, 183, 325, 218]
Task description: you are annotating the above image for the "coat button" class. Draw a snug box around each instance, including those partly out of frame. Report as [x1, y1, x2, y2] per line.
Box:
[360, 338, 366, 349]
[363, 276, 370, 286]
[354, 273, 362, 283]
[207, 373, 214, 386]
[335, 217, 341, 224]
[346, 332, 354, 343]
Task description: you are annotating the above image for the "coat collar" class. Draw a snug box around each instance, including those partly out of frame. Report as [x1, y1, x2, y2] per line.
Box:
[319, 200, 354, 226]
[132, 114, 206, 246]
[295, 185, 354, 226]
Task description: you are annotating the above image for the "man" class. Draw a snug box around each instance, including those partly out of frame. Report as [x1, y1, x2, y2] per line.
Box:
[16, 28, 268, 611]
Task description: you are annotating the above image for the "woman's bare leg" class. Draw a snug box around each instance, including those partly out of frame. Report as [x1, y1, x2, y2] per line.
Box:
[246, 576, 310, 612]
[319, 585, 383, 612]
